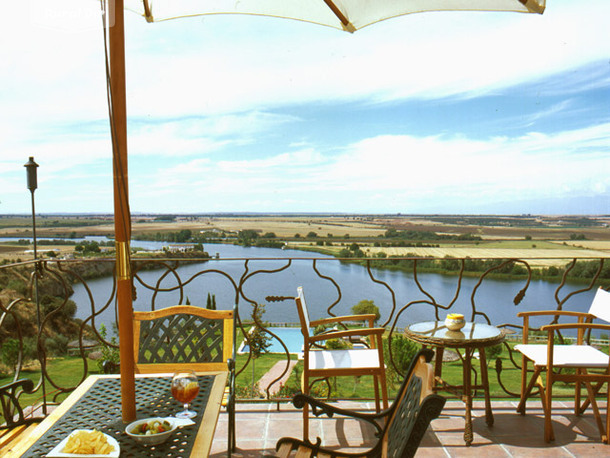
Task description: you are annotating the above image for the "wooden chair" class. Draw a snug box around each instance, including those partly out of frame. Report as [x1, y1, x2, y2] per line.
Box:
[133, 305, 235, 451]
[295, 287, 389, 439]
[515, 287, 610, 443]
[276, 349, 445, 457]
[0, 379, 44, 456]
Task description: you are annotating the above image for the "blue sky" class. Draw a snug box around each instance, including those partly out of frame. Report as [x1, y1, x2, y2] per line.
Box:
[1, 0, 608, 215]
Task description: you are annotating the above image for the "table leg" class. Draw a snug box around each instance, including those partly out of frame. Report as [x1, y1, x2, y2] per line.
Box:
[463, 348, 473, 446]
[478, 346, 494, 426]
[434, 346, 444, 388]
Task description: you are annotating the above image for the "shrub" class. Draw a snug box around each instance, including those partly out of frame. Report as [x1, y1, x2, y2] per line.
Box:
[383, 335, 418, 385]
[1, 338, 20, 370]
[97, 323, 120, 373]
[46, 335, 69, 356]
[325, 338, 352, 350]
[314, 324, 330, 335]
[6, 279, 27, 295]
[484, 343, 503, 360]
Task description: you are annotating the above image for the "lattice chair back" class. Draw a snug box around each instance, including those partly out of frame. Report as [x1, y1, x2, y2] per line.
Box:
[382, 351, 445, 457]
[133, 306, 234, 374]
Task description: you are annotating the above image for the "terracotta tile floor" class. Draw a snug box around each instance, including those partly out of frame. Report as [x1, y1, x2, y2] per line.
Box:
[209, 399, 608, 457]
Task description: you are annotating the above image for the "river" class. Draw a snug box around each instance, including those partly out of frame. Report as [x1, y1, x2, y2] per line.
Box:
[64, 241, 597, 335]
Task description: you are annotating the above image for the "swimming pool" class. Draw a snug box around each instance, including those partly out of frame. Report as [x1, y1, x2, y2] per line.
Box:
[239, 327, 303, 354]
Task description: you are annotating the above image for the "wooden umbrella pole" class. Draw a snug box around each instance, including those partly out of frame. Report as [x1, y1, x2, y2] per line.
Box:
[108, 0, 136, 423]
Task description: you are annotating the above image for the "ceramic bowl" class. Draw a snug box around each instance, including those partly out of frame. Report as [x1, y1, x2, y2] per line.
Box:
[125, 417, 177, 446]
[444, 314, 466, 331]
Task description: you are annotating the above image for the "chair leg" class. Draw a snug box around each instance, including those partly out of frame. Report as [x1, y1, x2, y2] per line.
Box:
[517, 366, 541, 415]
[542, 371, 555, 442]
[379, 369, 389, 410]
[578, 369, 608, 414]
[575, 368, 582, 416]
[373, 375, 380, 412]
[582, 372, 606, 441]
[606, 382, 610, 444]
[229, 399, 236, 454]
[301, 371, 309, 440]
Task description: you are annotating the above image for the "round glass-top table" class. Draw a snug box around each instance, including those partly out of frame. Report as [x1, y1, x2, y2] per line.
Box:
[404, 321, 505, 446]
[405, 321, 504, 348]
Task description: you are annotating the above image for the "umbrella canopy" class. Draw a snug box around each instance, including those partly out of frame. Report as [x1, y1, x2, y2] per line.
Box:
[126, 0, 545, 32]
[108, 0, 546, 424]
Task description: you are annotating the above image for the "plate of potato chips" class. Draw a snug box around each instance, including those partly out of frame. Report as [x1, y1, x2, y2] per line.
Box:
[47, 429, 119, 457]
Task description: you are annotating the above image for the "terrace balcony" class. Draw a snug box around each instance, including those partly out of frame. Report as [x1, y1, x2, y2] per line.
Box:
[1, 253, 609, 456]
[209, 399, 608, 456]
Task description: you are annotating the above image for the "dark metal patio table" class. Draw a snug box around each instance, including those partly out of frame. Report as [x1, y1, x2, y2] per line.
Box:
[404, 321, 505, 446]
[9, 371, 227, 457]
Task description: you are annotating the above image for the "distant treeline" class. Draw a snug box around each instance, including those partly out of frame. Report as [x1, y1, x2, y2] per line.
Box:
[428, 216, 601, 228]
[135, 230, 199, 243]
[384, 229, 481, 241]
[366, 256, 610, 283]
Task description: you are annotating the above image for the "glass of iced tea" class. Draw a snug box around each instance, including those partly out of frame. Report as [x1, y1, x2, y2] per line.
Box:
[171, 371, 200, 419]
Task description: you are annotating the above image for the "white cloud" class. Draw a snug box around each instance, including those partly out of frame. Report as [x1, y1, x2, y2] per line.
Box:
[125, 121, 610, 213]
[1, 0, 608, 214]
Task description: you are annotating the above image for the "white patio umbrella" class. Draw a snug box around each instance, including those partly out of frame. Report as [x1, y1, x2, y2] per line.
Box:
[125, 0, 545, 32]
[107, 0, 546, 423]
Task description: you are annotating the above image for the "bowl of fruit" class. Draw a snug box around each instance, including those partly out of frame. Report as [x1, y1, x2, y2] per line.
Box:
[125, 417, 176, 446]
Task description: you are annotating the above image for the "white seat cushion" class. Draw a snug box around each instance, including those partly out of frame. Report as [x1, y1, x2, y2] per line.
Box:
[309, 349, 380, 370]
[515, 344, 609, 368]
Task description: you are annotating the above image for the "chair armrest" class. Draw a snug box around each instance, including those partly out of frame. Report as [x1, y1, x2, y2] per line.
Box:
[310, 314, 376, 327]
[541, 323, 610, 332]
[0, 379, 35, 395]
[0, 379, 38, 428]
[291, 392, 385, 435]
[276, 436, 369, 458]
[517, 310, 595, 319]
[308, 327, 385, 344]
[276, 436, 373, 458]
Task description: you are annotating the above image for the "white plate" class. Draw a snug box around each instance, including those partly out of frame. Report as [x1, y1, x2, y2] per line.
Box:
[47, 430, 120, 458]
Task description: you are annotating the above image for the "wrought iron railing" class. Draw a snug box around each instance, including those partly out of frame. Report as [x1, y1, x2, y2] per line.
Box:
[1, 254, 608, 422]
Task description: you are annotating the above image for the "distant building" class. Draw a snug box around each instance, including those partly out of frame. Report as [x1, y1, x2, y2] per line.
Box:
[164, 244, 195, 253]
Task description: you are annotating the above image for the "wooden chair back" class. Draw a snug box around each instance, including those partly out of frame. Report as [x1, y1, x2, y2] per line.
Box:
[516, 287, 610, 443]
[133, 305, 233, 374]
[589, 287, 610, 323]
[295, 286, 311, 341]
[293, 286, 391, 439]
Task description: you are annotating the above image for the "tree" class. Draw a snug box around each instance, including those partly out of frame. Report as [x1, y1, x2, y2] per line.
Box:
[351, 299, 380, 324]
[206, 293, 217, 310]
[176, 229, 192, 242]
[238, 229, 259, 246]
[248, 303, 271, 396]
